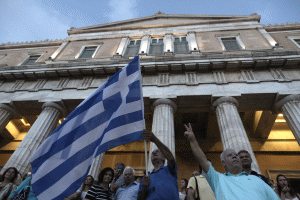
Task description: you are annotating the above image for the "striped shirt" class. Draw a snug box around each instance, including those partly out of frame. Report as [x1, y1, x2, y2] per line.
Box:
[85, 184, 112, 200]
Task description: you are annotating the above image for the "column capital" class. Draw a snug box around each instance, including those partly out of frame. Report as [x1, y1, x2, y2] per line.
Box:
[151, 98, 177, 112]
[42, 102, 66, 117]
[212, 96, 239, 109]
[275, 94, 300, 112]
[0, 104, 16, 115]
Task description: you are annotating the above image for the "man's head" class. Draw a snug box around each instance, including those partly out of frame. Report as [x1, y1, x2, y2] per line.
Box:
[193, 164, 202, 176]
[151, 149, 165, 165]
[123, 166, 135, 186]
[238, 150, 252, 168]
[193, 171, 200, 176]
[114, 163, 125, 178]
[220, 149, 242, 174]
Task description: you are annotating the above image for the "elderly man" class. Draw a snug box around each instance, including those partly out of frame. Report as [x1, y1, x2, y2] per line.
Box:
[115, 166, 139, 200]
[238, 150, 269, 185]
[184, 123, 280, 200]
[138, 130, 179, 200]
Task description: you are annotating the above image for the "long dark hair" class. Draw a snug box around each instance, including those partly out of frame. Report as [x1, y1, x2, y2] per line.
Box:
[98, 167, 114, 184]
[181, 178, 188, 191]
[276, 174, 297, 197]
[81, 175, 94, 190]
[1, 167, 19, 183]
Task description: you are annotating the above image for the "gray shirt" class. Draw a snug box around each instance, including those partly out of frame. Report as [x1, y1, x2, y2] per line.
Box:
[115, 181, 139, 200]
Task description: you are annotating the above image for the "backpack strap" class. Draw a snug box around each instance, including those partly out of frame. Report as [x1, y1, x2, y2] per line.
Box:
[194, 176, 200, 200]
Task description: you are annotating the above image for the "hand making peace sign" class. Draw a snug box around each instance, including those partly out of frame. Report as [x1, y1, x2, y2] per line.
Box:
[184, 123, 196, 142]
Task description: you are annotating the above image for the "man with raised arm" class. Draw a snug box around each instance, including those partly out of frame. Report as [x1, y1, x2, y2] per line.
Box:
[138, 130, 179, 200]
[184, 123, 280, 200]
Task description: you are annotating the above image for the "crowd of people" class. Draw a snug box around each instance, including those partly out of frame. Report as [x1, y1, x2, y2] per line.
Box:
[1, 127, 299, 200]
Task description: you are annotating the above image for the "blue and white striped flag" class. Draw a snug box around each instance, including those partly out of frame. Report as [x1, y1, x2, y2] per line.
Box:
[29, 56, 145, 200]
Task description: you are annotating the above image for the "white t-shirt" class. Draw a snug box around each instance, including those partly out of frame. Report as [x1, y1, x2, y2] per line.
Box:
[76, 187, 88, 199]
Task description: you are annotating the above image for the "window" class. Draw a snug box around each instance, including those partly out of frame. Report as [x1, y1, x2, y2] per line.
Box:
[149, 38, 164, 55]
[174, 37, 189, 54]
[124, 40, 141, 56]
[221, 38, 241, 50]
[23, 55, 41, 65]
[79, 46, 97, 59]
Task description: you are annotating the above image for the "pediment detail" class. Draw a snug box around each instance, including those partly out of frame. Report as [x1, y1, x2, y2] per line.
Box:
[68, 13, 261, 35]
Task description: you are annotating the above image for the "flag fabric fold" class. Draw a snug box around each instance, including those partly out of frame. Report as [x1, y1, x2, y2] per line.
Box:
[29, 56, 145, 200]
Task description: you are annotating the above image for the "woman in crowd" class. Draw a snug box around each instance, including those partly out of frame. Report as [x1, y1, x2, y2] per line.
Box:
[84, 167, 114, 200]
[0, 167, 19, 200]
[276, 174, 300, 200]
[64, 175, 94, 200]
[179, 178, 188, 200]
[7, 172, 37, 200]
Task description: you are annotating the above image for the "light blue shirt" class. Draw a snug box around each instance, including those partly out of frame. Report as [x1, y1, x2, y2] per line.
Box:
[8, 177, 37, 200]
[115, 181, 139, 200]
[203, 163, 280, 200]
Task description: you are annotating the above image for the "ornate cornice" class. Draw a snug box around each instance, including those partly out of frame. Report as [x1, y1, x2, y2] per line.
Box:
[0, 50, 300, 80]
[0, 39, 65, 50]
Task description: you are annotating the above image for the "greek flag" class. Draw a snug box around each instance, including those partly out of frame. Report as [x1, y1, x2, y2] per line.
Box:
[29, 56, 145, 200]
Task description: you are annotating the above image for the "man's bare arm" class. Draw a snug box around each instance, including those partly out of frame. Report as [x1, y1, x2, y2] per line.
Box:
[143, 130, 175, 168]
[184, 123, 210, 174]
[187, 188, 196, 200]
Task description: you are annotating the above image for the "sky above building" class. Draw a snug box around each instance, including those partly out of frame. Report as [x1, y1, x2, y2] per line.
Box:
[0, 0, 299, 44]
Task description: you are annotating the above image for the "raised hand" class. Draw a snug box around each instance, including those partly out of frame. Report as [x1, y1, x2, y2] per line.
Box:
[142, 130, 157, 142]
[184, 123, 196, 142]
[142, 175, 150, 187]
[282, 186, 290, 194]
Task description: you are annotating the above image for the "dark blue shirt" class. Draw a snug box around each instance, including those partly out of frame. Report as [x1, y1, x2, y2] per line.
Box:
[138, 163, 179, 200]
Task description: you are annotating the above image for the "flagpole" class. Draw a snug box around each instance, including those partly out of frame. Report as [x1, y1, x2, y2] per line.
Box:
[144, 139, 148, 176]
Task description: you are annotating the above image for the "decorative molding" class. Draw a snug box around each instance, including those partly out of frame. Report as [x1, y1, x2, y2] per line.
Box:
[157, 73, 169, 86]
[213, 71, 227, 84]
[29, 79, 47, 92]
[241, 70, 259, 83]
[185, 72, 198, 85]
[78, 77, 94, 90]
[53, 78, 70, 91]
[270, 68, 291, 82]
[6, 80, 25, 93]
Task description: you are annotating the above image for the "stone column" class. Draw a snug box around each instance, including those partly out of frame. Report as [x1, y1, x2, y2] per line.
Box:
[88, 153, 105, 181]
[0, 104, 17, 139]
[212, 96, 261, 173]
[148, 99, 177, 171]
[1, 102, 65, 175]
[275, 95, 300, 145]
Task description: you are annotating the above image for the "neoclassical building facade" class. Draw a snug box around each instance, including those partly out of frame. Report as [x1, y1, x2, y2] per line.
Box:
[0, 12, 300, 187]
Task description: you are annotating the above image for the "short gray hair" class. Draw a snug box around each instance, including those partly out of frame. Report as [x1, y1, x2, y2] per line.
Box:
[123, 166, 135, 176]
[220, 149, 236, 161]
